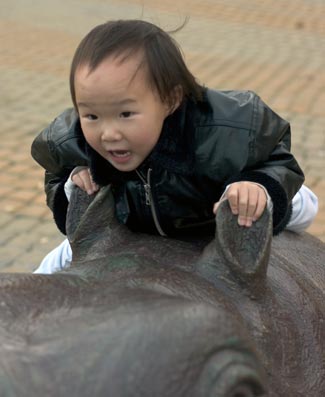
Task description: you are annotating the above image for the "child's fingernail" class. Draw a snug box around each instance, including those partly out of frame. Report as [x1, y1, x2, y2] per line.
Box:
[87, 189, 93, 195]
[238, 217, 245, 226]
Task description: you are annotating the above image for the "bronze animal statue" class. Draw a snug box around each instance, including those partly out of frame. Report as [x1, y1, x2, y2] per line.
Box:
[0, 185, 324, 396]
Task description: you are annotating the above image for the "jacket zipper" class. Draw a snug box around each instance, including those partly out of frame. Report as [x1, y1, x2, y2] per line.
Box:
[135, 168, 167, 236]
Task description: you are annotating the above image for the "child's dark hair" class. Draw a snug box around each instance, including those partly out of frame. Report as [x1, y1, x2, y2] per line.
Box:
[70, 19, 203, 109]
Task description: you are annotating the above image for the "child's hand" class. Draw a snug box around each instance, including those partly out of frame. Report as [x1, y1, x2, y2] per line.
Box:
[213, 182, 267, 227]
[71, 167, 99, 195]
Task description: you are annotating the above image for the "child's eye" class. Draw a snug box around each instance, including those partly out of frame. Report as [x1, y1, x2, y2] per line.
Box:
[85, 114, 98, 121]
[120, 111, 134, 118]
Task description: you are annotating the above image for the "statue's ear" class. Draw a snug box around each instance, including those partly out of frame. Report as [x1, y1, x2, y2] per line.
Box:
[66, 185, 130, 263]
[214, 200, 272, 289]
[65, 186, 95, 240]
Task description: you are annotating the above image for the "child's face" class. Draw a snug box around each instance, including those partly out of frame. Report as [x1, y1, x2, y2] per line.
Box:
[75, 53, 171, 172]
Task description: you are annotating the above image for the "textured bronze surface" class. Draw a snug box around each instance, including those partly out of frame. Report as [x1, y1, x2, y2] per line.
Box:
[0, 186, 324, 396]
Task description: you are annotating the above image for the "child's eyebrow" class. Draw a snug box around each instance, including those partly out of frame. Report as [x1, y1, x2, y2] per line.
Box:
[114, 98, 137, 106]
[77, 98, 137, 108]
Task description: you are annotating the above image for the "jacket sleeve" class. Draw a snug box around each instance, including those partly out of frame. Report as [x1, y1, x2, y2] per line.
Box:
[31, 108, 89, 234]
[43, 170, 70, 234]
[225, 95, 305, 234]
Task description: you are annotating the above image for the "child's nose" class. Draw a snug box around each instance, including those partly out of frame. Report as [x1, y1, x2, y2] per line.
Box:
[101, 125, 123, 142]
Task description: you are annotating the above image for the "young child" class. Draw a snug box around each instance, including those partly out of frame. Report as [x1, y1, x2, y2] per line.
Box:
[32, 20, 318, 274]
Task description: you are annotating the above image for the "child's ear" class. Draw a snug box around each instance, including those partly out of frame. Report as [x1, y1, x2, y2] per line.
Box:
[168, 85, 183, 114]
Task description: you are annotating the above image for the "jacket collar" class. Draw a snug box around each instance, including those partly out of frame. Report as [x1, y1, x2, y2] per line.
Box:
[82, 97, 201, 186]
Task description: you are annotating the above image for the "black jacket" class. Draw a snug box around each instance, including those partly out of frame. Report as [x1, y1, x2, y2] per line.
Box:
[31, 89, 304, 237]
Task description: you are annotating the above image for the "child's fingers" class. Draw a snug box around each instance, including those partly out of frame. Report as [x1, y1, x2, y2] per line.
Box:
[237, 185, 250, 225]
[84, 168, 99, 194]
[239, 186, 267, 226]
[213, 183, 268, 227]
[252, 189, 267, 221]
[212, 202, 219, 214]
[213, 184, 244, 217]
[227, 184, 240, 215]
[239, 186, 259, 226]
[71, 172, 86, 190]
[72, 168, 99, 195]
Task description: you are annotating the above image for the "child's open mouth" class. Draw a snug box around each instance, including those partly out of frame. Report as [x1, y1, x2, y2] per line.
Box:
[109, 150, 132, 164]
[110, 150, 131, 158]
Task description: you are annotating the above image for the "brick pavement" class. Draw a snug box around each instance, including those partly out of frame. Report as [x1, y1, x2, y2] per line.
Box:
[0, 0, 324, 273]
